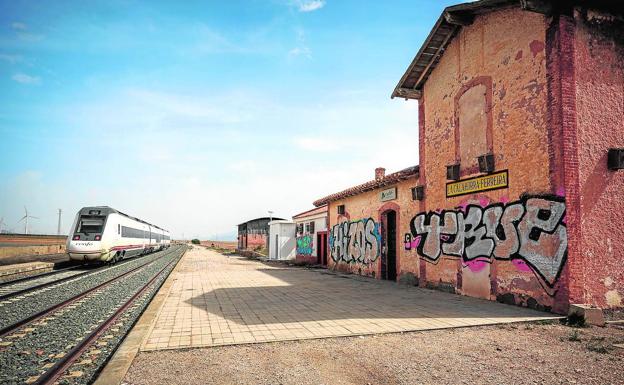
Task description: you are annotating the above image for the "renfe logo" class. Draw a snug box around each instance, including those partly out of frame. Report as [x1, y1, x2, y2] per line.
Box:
[74, 242, 94, 247]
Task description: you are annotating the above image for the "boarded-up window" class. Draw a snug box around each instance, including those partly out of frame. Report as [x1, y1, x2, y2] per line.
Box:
[458, 84, 488, 172]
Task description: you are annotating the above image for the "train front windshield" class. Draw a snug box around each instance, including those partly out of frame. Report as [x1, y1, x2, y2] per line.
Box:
[74, 215, 106, 237]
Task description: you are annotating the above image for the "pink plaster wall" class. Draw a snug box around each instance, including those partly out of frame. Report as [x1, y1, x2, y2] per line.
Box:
[573, 10, 624, 308]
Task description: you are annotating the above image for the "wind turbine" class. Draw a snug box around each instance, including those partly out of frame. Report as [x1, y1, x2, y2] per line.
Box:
[0, 217, 5, 233]
[18, 206, 38, 235]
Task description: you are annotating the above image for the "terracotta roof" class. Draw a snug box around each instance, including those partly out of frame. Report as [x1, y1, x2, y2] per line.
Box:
[292, 205, 328, 220]
[313, 166, 419, 207]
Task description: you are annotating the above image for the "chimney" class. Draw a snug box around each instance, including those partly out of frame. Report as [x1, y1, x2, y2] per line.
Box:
[375, 167, 386, 181]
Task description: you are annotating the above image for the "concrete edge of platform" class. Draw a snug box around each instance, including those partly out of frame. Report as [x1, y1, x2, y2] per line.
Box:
[93, 247, 188, 385]
[139, 315, 564, 353]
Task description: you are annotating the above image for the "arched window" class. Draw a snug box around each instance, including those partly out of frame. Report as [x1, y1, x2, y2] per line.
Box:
[454, 77, 493, 175]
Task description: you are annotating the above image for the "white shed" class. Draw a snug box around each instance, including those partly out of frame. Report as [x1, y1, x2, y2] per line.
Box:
[268, 220, 296, 260]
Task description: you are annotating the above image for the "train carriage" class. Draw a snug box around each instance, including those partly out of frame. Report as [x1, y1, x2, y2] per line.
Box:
[67, 206, 170, 263]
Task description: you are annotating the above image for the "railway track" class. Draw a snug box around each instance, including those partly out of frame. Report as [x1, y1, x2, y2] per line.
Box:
[0, 248, 178, 331]
[0, 245, 187, 385]
[0, 266, 98, 300]
[0, 255, 148, 301]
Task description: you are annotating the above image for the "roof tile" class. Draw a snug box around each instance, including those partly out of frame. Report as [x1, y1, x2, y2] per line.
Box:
[313, 166, 419, 207]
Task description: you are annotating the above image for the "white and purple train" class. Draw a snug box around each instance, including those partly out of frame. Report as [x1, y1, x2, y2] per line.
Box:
[67, 206, 170, 263]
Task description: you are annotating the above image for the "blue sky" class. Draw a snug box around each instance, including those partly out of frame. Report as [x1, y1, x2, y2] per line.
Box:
[0, 0, 458, 240]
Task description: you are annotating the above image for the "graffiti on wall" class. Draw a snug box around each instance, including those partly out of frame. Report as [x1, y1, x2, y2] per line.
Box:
[329, 218, 381, 264]
[406, 195, 567, 287]
[296, 235, 314, 255]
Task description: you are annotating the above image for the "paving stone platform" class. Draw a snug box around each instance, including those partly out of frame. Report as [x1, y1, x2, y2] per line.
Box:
[141, 246, 559, 351]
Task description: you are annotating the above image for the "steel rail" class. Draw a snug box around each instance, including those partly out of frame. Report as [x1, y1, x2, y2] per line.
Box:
[0, 266, 102, 301]
[35, 250, 182, 385]
[0, 255, 148, 301]
[0, 264, 80, 288]
[0, 248, 177, 337]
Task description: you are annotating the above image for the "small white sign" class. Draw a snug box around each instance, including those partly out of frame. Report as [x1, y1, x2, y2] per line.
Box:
[380, 187, 397, 202]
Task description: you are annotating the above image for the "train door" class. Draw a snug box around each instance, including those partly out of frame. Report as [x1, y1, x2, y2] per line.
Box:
[149, 226, 153, 251]
[145, 225, 150, 252]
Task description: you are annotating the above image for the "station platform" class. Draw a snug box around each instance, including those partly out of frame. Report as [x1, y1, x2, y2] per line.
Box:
[95, 245, 563, 384]
[139, 246, 559, 350]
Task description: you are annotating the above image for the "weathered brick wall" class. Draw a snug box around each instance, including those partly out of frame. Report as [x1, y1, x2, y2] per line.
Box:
[327, 179, 419, 280]
[240, 233, 267, 250]
[416, 8, 565, 311]
[573, 10, 624, 308]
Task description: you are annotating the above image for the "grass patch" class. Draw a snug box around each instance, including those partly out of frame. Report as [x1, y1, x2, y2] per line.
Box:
[586, 336, 610, 354]
[568, 329, 582, 342]
[534, 319, 556, 325]
[561, 313, 587, 328]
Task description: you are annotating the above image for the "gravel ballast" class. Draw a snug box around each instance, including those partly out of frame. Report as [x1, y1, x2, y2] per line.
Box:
[0, 245, 186, 385]
[0, 249, 176, 330]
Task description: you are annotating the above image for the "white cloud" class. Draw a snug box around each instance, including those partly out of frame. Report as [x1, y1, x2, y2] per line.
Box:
[5, 85, 420, 239]
[297, 0, 325, 12]
[293, 136, 338, 152]
[126, 88, 247, 124]
[0, 54, 22, 63]
[288, 46, 311, 58]
[228, 160, 259, 174]
[11, 22, 27, 30]
[194, 25, 242, 54]
[12, 73, 40, 85]
[288, 27, 311, 58]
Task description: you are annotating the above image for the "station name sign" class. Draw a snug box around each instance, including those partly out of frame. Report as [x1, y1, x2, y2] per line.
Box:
[380, 187, 397, 202]
[446, 170, 509, 198]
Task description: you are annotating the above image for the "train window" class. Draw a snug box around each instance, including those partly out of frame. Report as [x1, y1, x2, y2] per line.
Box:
[121, 226, 146, 238]
[77, 217, 105, 234]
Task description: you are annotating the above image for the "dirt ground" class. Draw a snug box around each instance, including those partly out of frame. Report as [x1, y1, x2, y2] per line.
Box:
[0, 252, 69, 266]
[124, 322, 624, 385]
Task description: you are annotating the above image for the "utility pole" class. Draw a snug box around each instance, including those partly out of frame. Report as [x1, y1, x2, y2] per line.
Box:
[57, 209, 62, 236]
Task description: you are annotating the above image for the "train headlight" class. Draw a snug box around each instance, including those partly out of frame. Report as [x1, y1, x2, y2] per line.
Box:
[95, 235, 101, 241]
[73, 235, 80, 240]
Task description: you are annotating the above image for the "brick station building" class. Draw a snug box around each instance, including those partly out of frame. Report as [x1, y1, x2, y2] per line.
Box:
[314, 166, 420, 281]
[237, 217, 284, 252]
[314, 0, 623, 314]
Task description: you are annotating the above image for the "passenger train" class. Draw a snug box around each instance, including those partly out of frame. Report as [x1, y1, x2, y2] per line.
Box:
[67, 206, 170, 263]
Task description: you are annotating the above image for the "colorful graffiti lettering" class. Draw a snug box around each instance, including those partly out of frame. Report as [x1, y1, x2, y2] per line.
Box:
[403, 233, 421, 250]
[329, 218, 381, 264]
[407, 195, 567, 287]
[296, 235, 314, 255]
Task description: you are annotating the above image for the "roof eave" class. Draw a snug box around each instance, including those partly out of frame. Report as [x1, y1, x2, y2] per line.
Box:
[391, 0, 520, 100]
[313, 166, 419, 207]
